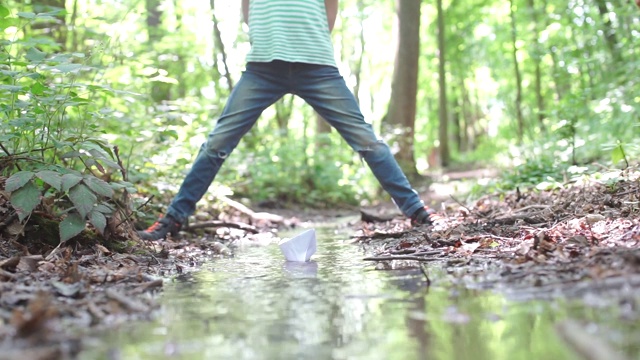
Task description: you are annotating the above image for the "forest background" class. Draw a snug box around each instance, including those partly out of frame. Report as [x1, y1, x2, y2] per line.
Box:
[1, 0, 638, 241]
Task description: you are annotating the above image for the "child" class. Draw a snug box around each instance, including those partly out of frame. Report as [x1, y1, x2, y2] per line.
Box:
[139, 0, 431, 240]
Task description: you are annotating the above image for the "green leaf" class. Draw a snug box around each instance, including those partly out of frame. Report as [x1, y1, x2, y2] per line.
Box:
[35, 170, 63, 191]
[61, 173, 83, 192]
[89, 210, 107, 234]
[10, 181, 41, 221]
[59, 212, 85, 242]
[0, 84, 25, 93]
[30, 82, 47, 95]
[5, 171, 35, 192]
[17, 12, 35, 19]
[95, 203, 115, 214]
[68, 184, 97, 218]
[611, 145, 625, 165]
[25, 47, 46, 62]
[60, 150, 83, 159]
[83, 176, 114, 198]
[0, 5, 10, 18]
[48, 64, 84, 73]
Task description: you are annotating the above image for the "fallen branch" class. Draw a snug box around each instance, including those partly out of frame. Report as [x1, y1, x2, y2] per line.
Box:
[363, 255, 444, 262]
[185, 220, 259, 234]
[488, 213, 548, 225]
[218, 195, 284, 223]
[105, 288, 148, 313]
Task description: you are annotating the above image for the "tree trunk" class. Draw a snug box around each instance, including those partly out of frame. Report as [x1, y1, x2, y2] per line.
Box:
[352, 0, 366, 105]
[69, 0, 79, 53]
[436, 0, 450, 167]
[459, 76, 470, 152]
[145, 0, 172, 102]
[385, 0, 421, 178]
[315, 112, 332, 151]
[275, 95, 294, 137]
[210, 0, 234, 90]
[32, 0, 67, 50]
[509, 0, 524, 144]
[527, 0, 546, 133]
[146, 0, 163, 43]
[593, 0, 622, 63]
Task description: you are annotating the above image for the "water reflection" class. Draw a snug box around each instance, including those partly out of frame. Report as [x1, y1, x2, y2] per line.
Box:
[80, 226, 639, 360]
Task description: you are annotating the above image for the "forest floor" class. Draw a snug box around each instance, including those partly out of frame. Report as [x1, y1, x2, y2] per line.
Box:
[1, 166, 639, 359]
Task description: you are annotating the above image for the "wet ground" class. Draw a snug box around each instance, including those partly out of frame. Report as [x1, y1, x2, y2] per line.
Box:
[76, 223, 639, 360]
[2, 168, 639, 359]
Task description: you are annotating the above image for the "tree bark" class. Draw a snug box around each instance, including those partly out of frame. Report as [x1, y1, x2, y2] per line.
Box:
[509, 0, 524, 144]
[352, 0, 366, 105]
[275, 95, 294, 137]
[210, 0, 234, 90]
[32, 0, 67, 50]
[436, 0, 450, 167]
[527, 0, 546, 133]
[593, 0, 622, 63]
[315, 111, 332, 151]
[385, 0, 421, 178]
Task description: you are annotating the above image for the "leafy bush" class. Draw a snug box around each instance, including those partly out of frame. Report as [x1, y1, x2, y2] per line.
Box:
[1, 6, 135, 243]
[222, 134, 365, 208]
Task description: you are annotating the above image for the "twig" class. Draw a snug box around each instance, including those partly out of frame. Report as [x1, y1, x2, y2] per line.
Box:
[449, 194, 472, 214]
[512, 204, 551, 214]
[186, 220, 258, 234]
[0, 143, 20, 171]
[363, 255, 444, 262]
[105, 288, 148, 312]
[217, 195, 284, 223]
[0, 268, 17, 280]
[113, 146, 127, 181]
[419, 263, 431, 286]
[135, 195, 155, 212]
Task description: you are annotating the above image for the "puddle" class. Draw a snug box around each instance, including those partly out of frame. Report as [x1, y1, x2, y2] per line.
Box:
[80, 225, 639, 359]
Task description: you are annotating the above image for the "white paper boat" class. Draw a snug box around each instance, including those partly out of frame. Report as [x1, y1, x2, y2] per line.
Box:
[278, 228, 317, 262]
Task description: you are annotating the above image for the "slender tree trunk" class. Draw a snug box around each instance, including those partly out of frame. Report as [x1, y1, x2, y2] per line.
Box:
[385, 0, 421, 177]
[452, 105, 461, 152]
[593, 0, 622, 63]
[436, 0, 450, 167]
[32, 0, 67, 50]
[70, 0, 79, 52]
[210, 0, 234, 90]
[352, 0, 366, 104]
[145, 0, 172, 102]
[275, 95, 294, 137]
[146, 0, 163, 43]
[459, 75, 469, 152]
[527, 0, 546, 133]
[315, 111, 332, 151]
[509, 0, 524, 144]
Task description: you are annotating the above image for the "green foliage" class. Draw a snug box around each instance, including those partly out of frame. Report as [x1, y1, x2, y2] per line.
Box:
[222, 134, 366, 208]
[1, 7, 133, 243]
[3, 0, 638, 225]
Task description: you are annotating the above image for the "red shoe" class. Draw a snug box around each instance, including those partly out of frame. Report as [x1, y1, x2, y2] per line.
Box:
[138, 215, 182, 240]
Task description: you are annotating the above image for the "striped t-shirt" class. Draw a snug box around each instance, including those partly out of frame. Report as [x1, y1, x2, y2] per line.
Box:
[246, 0, 337, 67]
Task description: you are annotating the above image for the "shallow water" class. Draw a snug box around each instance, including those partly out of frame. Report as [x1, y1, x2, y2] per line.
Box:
[81, 225, 639, 360]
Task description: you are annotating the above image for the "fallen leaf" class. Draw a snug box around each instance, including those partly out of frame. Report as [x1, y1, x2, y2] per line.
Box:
[0, 256, 20, 271]
[460, 241, 481, 254]
[52, 281, 83, 298]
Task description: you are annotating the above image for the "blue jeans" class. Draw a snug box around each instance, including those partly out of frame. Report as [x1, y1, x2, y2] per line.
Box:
[166, 61, 424, 222]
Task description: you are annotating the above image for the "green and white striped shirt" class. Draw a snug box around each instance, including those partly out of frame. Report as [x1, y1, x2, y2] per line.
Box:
[246, 0, 337, 67]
